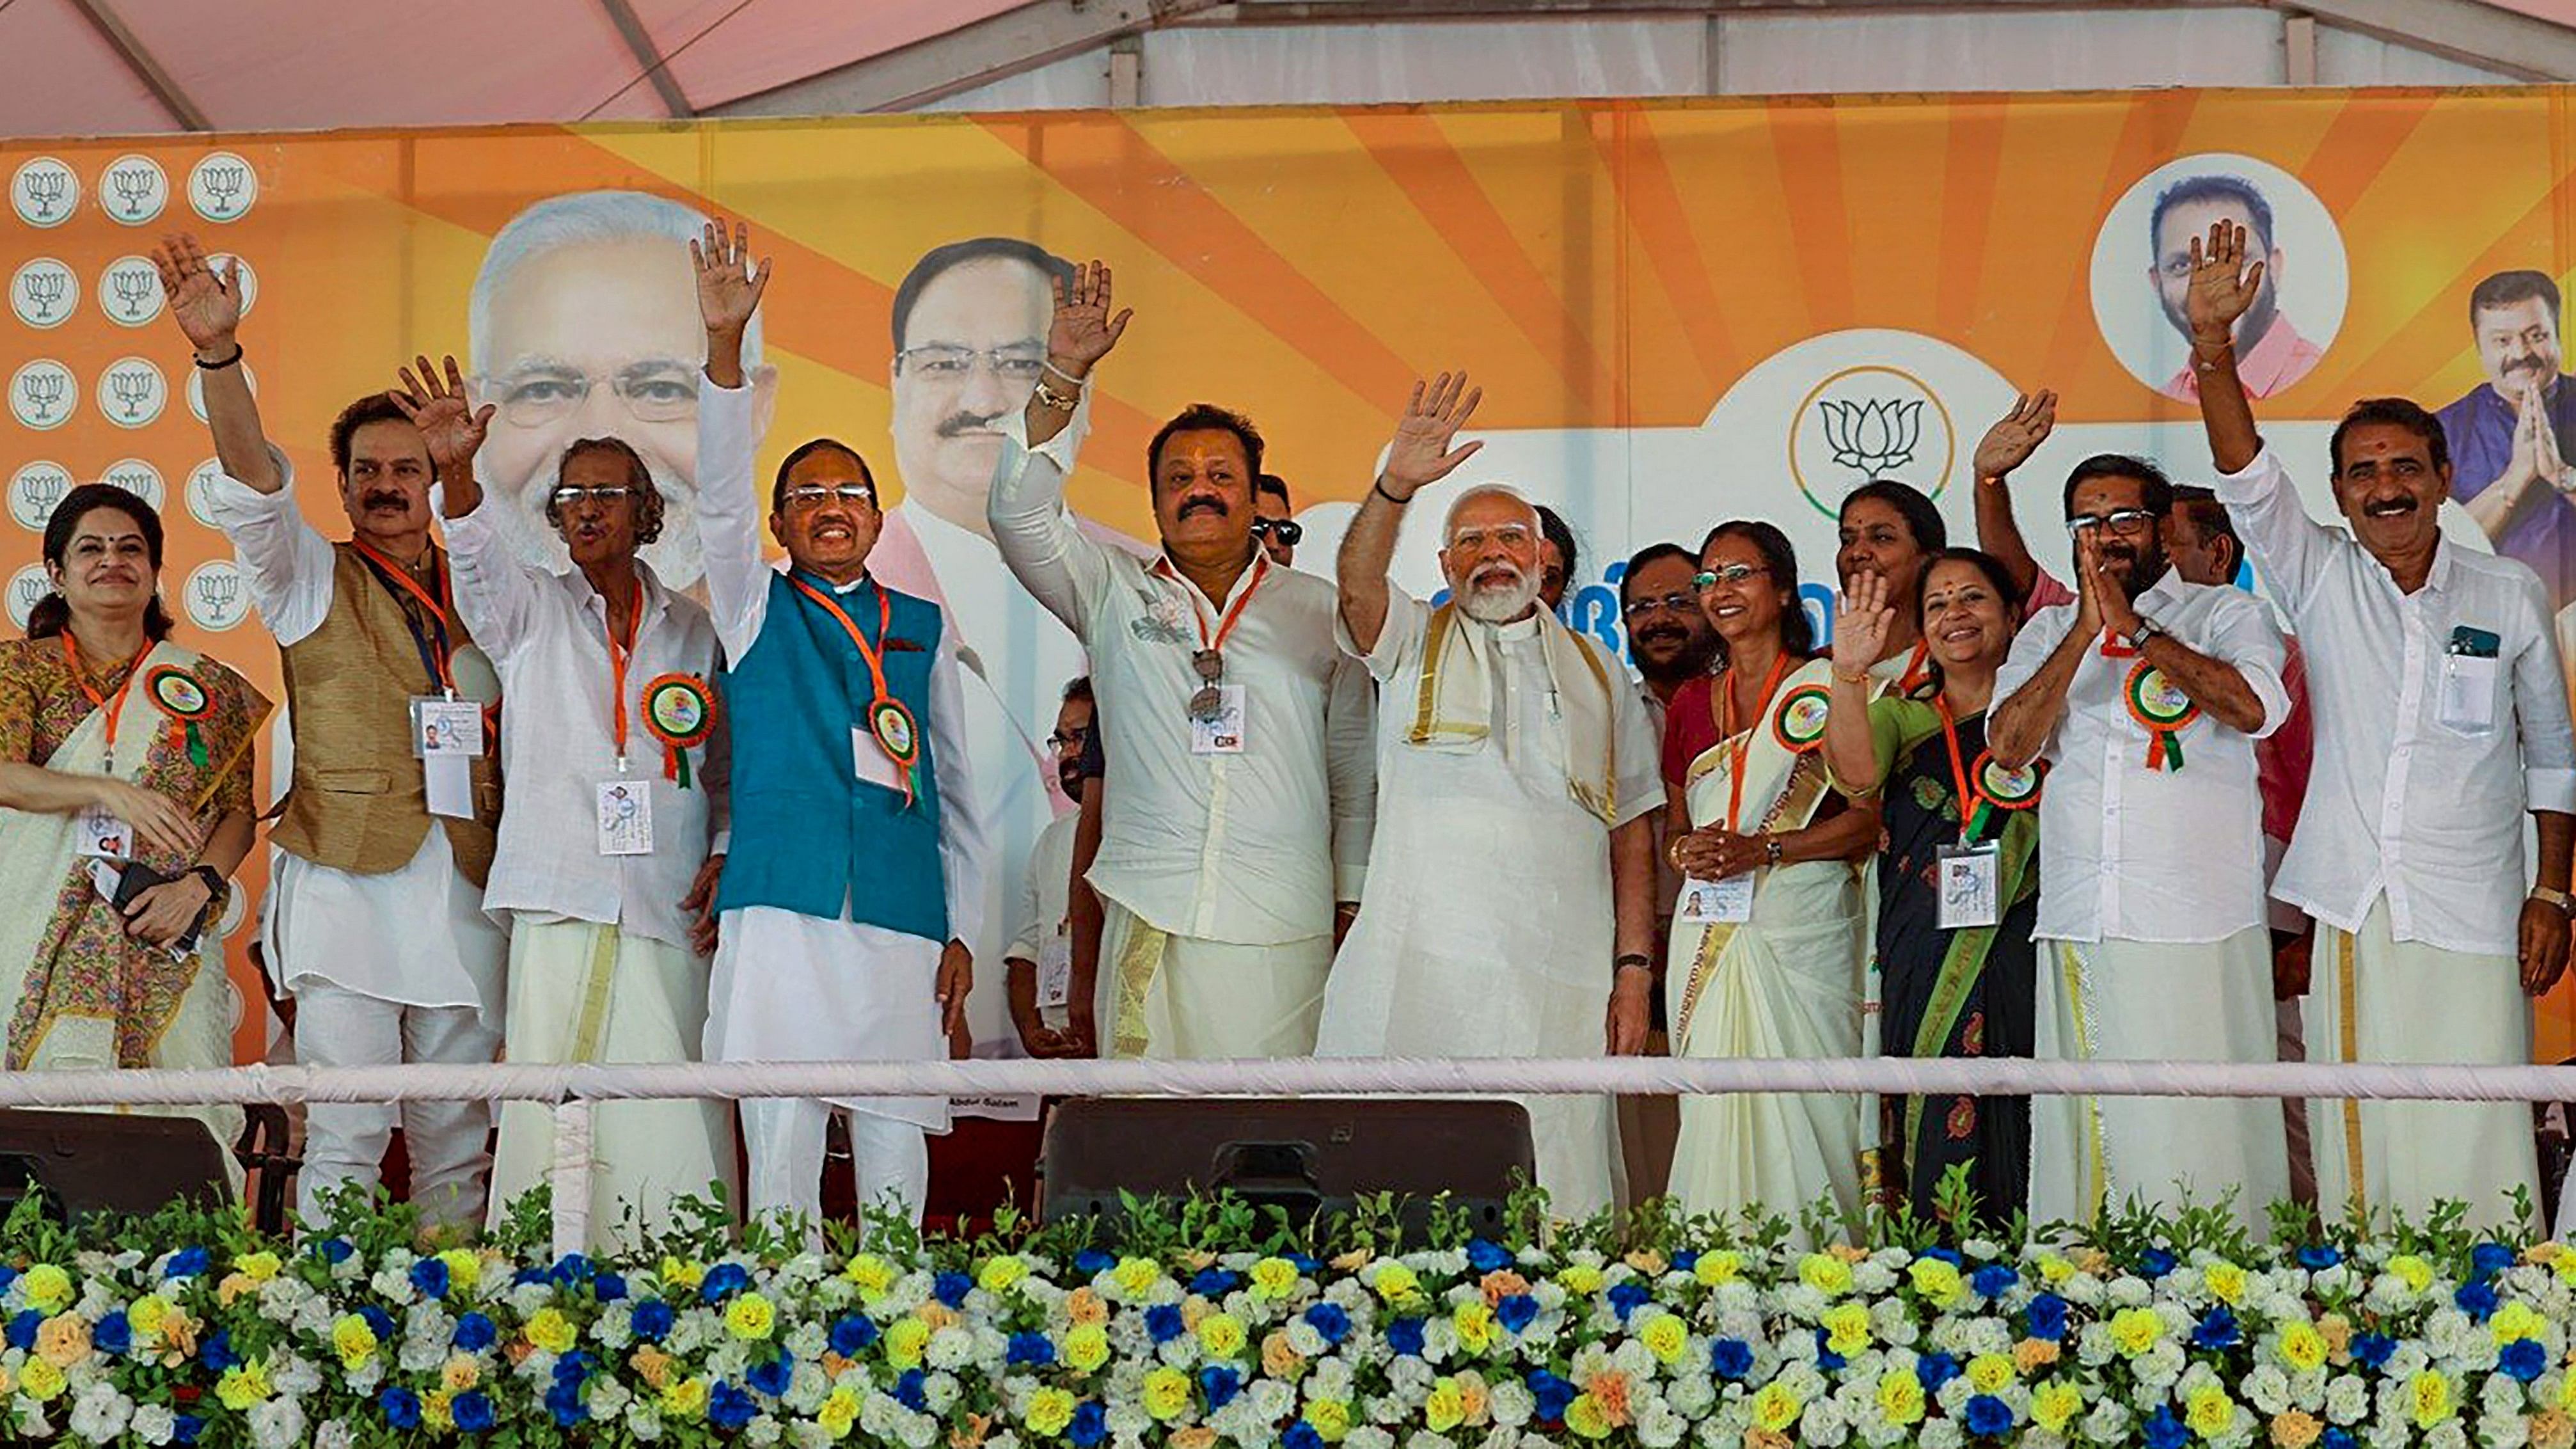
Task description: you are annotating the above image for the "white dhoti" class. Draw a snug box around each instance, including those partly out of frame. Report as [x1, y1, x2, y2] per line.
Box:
[2032, 929, 2288, 1233]
[1100, 901, 1330, 1060]
[2305, 899, 2537, 1231]
[487, 919, 736, 1244]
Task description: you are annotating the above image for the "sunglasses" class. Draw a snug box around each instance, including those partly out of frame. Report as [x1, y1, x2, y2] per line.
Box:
[1251, 516, 1304, 547]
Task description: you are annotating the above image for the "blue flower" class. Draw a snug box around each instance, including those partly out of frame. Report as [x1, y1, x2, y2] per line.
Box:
[313, 1237, 353, 1265]
[1814, 1327, 1845, 1373]
[380, 1387, 422, 1430]
[512, 1267, 549, 1288]
[1529, 1369, 1577, 1421]
[2296, 1245, 2342, 1271]
[2136, 1247, 2178, 1278]
[2322, 1430, 2357, 1449]
[200, 1330, 237, 1371]
[1917, 1352, 1961, 1390]
[1145, 1304, 1186, 1344]
[1069, 1401, 1108, 1448]
[1970, 1263, 2018, 1299]
[1284, 1422, 1325, 1449]
[0, 1265, 13, 1294]
[709, 1381, 757, 1430]
[748, 1354, 793, 1397]
[453, 1311, 497, 1352]
[1711, 1339, 1755, 1381]
[1671, 1250, 1700, 1272]
[1386, 1317, 1426, 1358]
[1201, 1364, 1242, 1410]
[1304, 1302, 1350, 1345]
[1964, 1394, 2014, 1437]
[163, 1247, 210, 1279]
[2143, 1405, 2189, 1449]
[454, 1390, 494, 1432]
[2191, 1307, 2241, 1350]
[408, 1257, 450, 1300]
[701, 1262, 752, 1302]
[171, 1414, 202, 1445]
[1007, 1331, 1056, 1367]
[1920, 1246, 1964, 1267]
[894, 1368, 929, 1412]
[2456, 1281, 2499, 1322]
[1496, 1294, 1539, 1333]
[2351, 1333, 2397, 1369]
[630, 1299, 674, 1343]
[1073, 1250, 1115, 1276]
[2473, 1242, 2517, 1281]
[1287, 1253, 1322, 1274]
[1467, 1239, 1514, 1273]
[829, 1315, 880, 1356]
[593, 1272, 627, 1303]
[6, 1310, 40, 1350]
[2024, 1294, 2069, 1341]
[2503, 1338, 2549, 1382]
[93, 1311, 130, 1356]
[1190, 1267, 1240, 1297]
[932, 1271, 972, 1308]
[552, 1253, 594, 1285]
[1607, 1281, 1652, 1322]
[554, 1350, 594, 1386]
[358, 1306, 396, 1342]
[545, 1379, 586, 1428]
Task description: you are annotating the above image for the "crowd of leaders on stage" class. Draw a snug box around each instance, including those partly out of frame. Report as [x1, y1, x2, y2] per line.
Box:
[4, 216, 2569, 1248]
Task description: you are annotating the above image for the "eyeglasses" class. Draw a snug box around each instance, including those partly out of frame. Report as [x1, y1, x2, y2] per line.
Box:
[782, 482, 878, 512]
[894, 345, 1048, 381]
[1251, 516, 1304, 547]
[1693, 563, 1769, 591]
[2064, 509, 2156, 538]
[1047, 727, 1091, 750]
[548, 484, 640, 509]
[1621, 592, 1698, 621]
[481, 363, 697, 427]
[1447, 524, 1535, 553]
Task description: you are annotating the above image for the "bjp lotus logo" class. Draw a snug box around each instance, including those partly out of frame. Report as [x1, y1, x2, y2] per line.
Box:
[1788, 364, 1956, 519]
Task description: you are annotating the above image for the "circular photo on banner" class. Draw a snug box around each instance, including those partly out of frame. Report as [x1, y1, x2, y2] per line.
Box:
[2089, 152, 2347, 404]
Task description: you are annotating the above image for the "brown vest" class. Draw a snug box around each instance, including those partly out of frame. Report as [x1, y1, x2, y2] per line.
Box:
[269, 542, 501, 885]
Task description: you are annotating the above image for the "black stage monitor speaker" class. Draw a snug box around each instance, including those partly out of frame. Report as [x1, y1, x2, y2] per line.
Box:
[0, 1109, 231, 1223]
[1040, 1097, 1533, 1242]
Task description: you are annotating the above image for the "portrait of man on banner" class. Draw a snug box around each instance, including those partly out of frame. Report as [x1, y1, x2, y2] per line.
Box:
[2442, 269, 2576, 609]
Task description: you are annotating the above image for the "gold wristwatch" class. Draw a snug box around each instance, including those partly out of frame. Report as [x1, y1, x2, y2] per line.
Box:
[2532, 887, 2575, 918]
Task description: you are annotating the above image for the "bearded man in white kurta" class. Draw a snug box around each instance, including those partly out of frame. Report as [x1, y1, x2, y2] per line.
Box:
[1317, 374, 1661, 1219]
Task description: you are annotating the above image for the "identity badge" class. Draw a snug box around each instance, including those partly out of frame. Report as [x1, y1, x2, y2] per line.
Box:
[1678, 874, 1753, 925]
[1189, 683, 1248, 756]
[594, 779, 654, 856]
[411, 696, 484, 757]
[1936, 843, 2002, 931]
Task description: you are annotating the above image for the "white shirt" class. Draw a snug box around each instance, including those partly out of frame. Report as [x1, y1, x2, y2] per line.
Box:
[443, 496, 726, 953]
[988, 388, 1375, 946]
[1006, 810, 1082, 1031]
[1995, 571, 2291, 944]
[697, 374, 983, 938]
[2213, 446, 2576, 956]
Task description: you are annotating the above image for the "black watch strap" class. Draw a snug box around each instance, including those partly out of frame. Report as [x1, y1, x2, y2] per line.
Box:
[188, 864, 226, 896]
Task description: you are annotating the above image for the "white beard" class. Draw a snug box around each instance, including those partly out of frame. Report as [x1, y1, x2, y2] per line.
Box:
[1458, 570, 1540, 624]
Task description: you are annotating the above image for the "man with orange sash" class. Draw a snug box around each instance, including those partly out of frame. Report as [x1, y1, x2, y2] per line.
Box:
[156, 234, 508, 1229]
[693, 225, 980, 1234]
[1989, 449, 2291, 1233]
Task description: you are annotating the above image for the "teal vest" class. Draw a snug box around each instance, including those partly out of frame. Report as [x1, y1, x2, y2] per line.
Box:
[715, 571, 950, 942]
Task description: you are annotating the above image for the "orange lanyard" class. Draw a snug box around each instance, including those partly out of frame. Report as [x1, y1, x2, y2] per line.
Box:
[1717, 652, 1790, 833]
[787, 573, 894, 705]
[348, 539, 457, 694]
[1158, 555, 1270, 656]
[60, 632, 146, 766]
[1936, 697, 1979, 844]
[1895, 640, 1932, 694]
[603, 580, 643, 766]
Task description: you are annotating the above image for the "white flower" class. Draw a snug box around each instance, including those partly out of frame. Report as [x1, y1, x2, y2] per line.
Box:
[313, 1418, 355, 1449]
[2324, 1374, 2369, 1423]
[1489, 1378, 1535, 1427]
[66, 1381, 130, 1443]
[2079, 1397, 2130, 1444]
[627, 1399, 666, 1441]
[129, 1403, 175, 1446]
[2241, 1363, 2292, 1414]
[748, 1412, 784, 1446]
[246, 1393, 306, 1449]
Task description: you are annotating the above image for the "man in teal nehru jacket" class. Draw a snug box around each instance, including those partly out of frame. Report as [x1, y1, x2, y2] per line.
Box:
[690, 221, 983, 1236]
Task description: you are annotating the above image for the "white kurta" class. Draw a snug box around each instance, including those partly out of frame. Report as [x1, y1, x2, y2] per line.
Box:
[1006, 811, 1081, 1034]
[1316, 599, 1664, 1220]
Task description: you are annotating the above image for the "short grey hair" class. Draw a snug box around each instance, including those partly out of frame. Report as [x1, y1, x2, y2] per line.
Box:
[468, 189, 764, 375]
[1442, 482, 1540, 544]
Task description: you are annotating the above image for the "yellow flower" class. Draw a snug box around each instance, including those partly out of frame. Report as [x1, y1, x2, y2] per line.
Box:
[1822, 1302, 1872, 1356]
[235, 1250, 282, 1284]
[1640, 1314, 1689, 1365]
[1877, 1372, 1926, 1426]
[817, 1386, 860, 1440]
[442, 1353, 480, 1392]
[437, 1247, 482, 1293]
[1452, 1301, 1495, 1355]
[1025, 1385, 1076, 1437]
[2279, 1322, 2327, 1374]
[1564, 1393, 1613, 1439]
[1908, 1258, 1965, 1308]
[1063, 1323, 1110, 1373]
[127, 1295, 169, 1338]
[2272, 1410, 2324, 1449]
[844, 1253, 894, 1296]
[1198, 1311, 1246, 1359]
[2111, 1306, 2165, 1356]
[1372, 1263, 1421, 1303]
[2204, 1262, 2246, 1304]
[2410, 1370, 2455, 1429]
[661, 1374, 711, 1420]
[1557, 1262, 1604, 1295]
[2493, 1302, 2550, 1346]
[978, 1255, 1029, 1295]
[1308, 1398, 1352, 1443]
[19, 1263, 70, 1313]
[2036, 1253, 2076, 1285]
[2187, 1385, 2237, 1439]
[36, 1312, 90, 1367]
[2033, 1383, 2085, 1434]
[1967, 1353, 2016, 1393]
[1111, 1257, 1164, 1298]
[1799, 1253, 1854, 1297]
[216, 1357, 272, 1410]
[18, 1358, 64, 1402]
[660, 1256, 707, 1293]
[2558, 1368, 2576, 1412]
[885, 1315, 929, 1370]
[1695, 1251, 1742, 1287]
[526, 1306, 578, 1355]
[2387, 1255, 2433, 1294]
[1425, 1377, 1466, 1434]
[422, 1389, 455, 1432]
[726, 1292, 777, 1342]
[1751, 1381, 1803, 1432]
[332, 1313, 379, 1367]
[2556, 1254, 2576, 1288]
[1249, 1257, 1300, 1300]
[1142, 1366, 1193, 1421]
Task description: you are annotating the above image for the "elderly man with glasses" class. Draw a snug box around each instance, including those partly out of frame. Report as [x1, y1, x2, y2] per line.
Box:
[1989, 450, 2293, 1233]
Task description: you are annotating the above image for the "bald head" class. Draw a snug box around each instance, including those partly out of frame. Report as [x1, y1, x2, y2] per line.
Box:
[1441, 484, 1545, 623]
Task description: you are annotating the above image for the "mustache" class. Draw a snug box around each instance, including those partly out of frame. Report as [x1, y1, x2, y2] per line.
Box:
[2514, 356, 2553, 374]
[1471, 563, 1526, 589]
[362, 490, 411, 511]
[1632, 621, 1689, 645]
[2362, 495, 2421, 518]
[1177, 495, 1228, 520]
[936, 410, 1003, 439]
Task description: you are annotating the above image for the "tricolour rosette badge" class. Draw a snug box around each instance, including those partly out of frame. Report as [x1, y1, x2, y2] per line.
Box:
[145, 665, 214, 766]
[868, 695, 922, 807]
[1968, 750, 2043, 841]
[1770, 684, 1831, 754]
[640, 672, 716, 789]
[2122, 660, 2199, 771]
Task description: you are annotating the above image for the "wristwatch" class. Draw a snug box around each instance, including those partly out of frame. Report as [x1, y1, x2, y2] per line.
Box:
[187, 863, 226, 898]
[1613, 953, 1653, 975]
[2130, 616, 2166, 645]
[2533, 887, 2575, 919]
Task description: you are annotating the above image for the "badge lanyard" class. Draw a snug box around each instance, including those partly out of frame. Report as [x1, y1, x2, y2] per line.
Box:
[1895, 639, 1932, 695]
[787, 573, 921, 805]
[601, 578, 642, 772]
[348, 539, 459, 697]
[59, 631, 148, 771]
[1160, 555, 1268, 720]
[1714, 651, 1791, 834]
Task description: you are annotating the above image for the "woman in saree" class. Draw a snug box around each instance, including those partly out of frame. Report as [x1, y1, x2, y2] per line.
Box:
[1822, 549, 2040, 1227]
[1663, 521, 1878, 1230]
[0, 485, 267, 1176]
[1837, 479, 1947, 692]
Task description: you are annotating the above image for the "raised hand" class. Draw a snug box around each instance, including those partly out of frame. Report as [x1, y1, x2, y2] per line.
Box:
[1046, 260, 1132, 378]
[1973, 390, 2057, 481]
[389, 355, 493, 472]
[2076, 530, 2138, 639]
[2184, 219, 2263, 347]
[1377, 371, 1485, 499]
[690, 219, 770, 338]
[1831, 571, 1895, 676]
[150, 234, 243, 355]
[2071, 529, 2106, 640]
